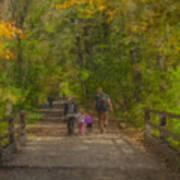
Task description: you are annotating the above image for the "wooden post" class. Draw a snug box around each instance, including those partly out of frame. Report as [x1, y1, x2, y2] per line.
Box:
[144, 108, 151, 136]
[8, 116, 15, 144]
[20, 111, 26, 136]
[160, 114, 167, 143]
[0, 139, 2, 164]
[19, 111, 26, 145]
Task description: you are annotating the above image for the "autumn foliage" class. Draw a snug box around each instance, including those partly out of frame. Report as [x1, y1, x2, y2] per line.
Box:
[0, 0, 179, 144]
[55, 0, 116, 22]
[0, 19, 22, 59]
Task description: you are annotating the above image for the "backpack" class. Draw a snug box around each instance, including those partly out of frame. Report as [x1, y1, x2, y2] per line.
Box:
[66, 100, 77, 118]
[95, 94, 109, 111]
[67, 101, 75, 114]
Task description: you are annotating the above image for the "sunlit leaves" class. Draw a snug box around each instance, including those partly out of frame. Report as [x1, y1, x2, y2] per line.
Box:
[54, 0, 117, 22]
[0, 20, 22, 39]
[0, 20, 22, 59]
[0, 87, 22, 104]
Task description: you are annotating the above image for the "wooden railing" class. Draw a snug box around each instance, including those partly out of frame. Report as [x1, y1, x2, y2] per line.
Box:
[0, 111, 26, 163]
[144, 108, 180, 144]
[144, 107, 180, 169]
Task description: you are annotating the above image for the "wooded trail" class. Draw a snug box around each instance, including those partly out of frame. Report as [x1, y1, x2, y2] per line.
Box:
[1, 1, 180, 179]
[0, 102, 179, 180]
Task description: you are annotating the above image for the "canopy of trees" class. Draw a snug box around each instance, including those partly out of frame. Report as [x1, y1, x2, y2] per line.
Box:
[0, 0, 180, 134]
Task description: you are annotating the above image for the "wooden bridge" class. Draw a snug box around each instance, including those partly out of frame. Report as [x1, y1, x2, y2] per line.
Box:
[0, 101, 180, 180]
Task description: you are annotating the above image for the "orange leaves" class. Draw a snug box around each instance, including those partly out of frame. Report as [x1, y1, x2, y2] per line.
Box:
[131, 25, 139, 33]
[55, 0, 79, 9]
[106, 9, 117, 23]
[55, 0, 117, 22]
[55, 0, 108, 12]
[0, 20, 22, 40]
[98, 5, 106, 12]
[0, 42, 15, 60]
[0, 17, 23, 59]
[55, 3, 70, 9]
[4, 51, 15, 59]
[82, 9, 94, 18]
[19, 33, 27, 40]
[0, 1, 28, 60]
[125, 21, 148, 35]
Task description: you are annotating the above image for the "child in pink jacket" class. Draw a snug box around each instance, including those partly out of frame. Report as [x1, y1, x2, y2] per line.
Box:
[76, 109, 85, 135]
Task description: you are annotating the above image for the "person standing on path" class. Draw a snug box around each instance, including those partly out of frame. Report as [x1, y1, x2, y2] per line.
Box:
[48, 96, 54, 108]
[64, 94, 78, 135]
[93, 88, 113, 133]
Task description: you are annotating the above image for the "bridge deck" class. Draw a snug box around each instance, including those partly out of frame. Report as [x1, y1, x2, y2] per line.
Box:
[0, 122, 179, 180]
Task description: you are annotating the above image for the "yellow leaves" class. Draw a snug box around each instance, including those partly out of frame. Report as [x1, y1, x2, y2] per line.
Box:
[0, 41, 15, 60]
[107, 9, 117, 23]
[55, 2, 71, 9]
[141, 22, 147, 31]
[155, 28, 180, 66]
[0, 87, 20, 104]
[55, 4, 68, 9]
[83, 9, 94, 18]
[125, 21, 148, 35]
[0, 20, 22, 39]
[125, 23, 138, 35]
[98, 5, 106, 12]
[0, 19, 22, 59]
[132, 25, 139, 33]
[19, 33, 27, 40]
[55, 0, 117, 22]
[55, 0, 79, 9]
[6, 51, 15, 59]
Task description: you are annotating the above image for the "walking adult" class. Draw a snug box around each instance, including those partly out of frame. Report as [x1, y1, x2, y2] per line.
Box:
[64, 94, 78, 135]
[93, 88, 113, 133]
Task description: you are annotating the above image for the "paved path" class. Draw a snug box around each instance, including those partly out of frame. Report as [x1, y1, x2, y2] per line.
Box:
[0, 121, 179, 180]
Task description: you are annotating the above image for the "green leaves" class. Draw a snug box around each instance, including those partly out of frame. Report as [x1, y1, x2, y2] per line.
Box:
[79, 69, 91, 81]
[0, 0, 180, 137]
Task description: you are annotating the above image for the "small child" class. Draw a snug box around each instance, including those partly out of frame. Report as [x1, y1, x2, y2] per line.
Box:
[85, 111, 94, 133]
[76, 108, 86, 135]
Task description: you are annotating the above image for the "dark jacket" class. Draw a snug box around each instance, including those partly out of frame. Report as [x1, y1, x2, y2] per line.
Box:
[64, 99, 78, 116]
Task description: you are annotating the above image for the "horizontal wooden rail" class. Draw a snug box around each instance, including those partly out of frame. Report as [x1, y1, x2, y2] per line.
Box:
[0, 111, 27, 161]
[145, 108, 180, 119]
[147, 121, 180, 142]
[0, 127, 22, 139]
[144, 107, 180, 145]
[144, 107, 180, 169]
